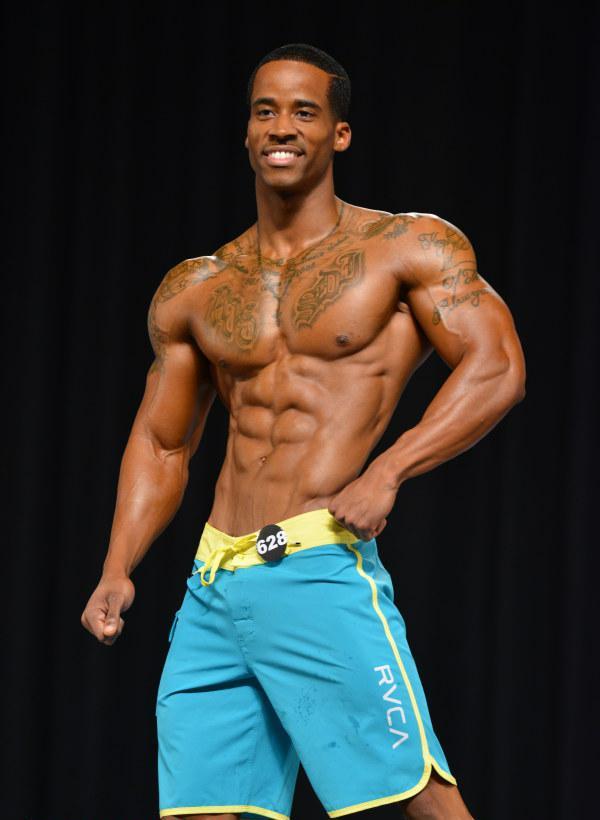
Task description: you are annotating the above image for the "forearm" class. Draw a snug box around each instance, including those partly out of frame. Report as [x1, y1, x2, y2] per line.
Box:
[382, 352, 525, 488]
[102, 432, 190, 578]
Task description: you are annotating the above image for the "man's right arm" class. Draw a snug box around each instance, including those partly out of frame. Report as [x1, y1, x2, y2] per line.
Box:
[81, 258, 218, 645]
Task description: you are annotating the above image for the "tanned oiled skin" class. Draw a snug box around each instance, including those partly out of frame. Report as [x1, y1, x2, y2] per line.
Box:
[81, 55, 525, 820]
[156, 205, 478, 534]
[81, 58, 525, 671]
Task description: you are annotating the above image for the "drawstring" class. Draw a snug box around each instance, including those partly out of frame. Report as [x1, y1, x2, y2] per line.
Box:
[192, 537, 255, 586]
[192, 533, 303, 586]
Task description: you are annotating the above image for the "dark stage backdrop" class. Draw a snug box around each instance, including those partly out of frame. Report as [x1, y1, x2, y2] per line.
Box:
[3, 2, 599, 819]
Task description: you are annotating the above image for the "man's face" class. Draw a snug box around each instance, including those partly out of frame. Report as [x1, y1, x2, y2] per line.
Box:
[245, 59, 351, 193]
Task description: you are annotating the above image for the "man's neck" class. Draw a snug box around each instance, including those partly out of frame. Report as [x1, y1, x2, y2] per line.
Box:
[255, 174, 341, 261]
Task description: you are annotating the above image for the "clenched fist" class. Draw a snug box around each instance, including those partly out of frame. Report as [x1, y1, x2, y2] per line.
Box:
[81, 575, 135, 646]
[328, 455, 398, 541]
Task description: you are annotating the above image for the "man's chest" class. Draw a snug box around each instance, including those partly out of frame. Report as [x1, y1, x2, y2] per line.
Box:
[189, 241, 407, 366]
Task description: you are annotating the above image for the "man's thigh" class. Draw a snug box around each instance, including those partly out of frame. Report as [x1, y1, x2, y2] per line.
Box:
[241, 538, 458, 816]
[156, 563, 299, 820]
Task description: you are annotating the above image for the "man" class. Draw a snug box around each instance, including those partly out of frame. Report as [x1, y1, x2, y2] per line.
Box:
[81, 43, 525, 820]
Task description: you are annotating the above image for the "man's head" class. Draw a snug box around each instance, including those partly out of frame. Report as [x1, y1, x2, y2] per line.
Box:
[247, 44, 351, 122]
[245, 44, 352, 193]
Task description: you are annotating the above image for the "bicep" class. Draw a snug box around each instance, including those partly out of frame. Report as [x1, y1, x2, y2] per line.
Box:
[135, 341, 216, 453]
[131, 290, 216, 453]
[404, 219, 525, 378]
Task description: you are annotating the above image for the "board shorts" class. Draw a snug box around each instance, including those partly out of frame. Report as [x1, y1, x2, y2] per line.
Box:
[156, 507, 456, 819]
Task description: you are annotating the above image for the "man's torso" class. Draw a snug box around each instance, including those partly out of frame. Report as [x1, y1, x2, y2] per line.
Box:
[158, 202, 437, 534]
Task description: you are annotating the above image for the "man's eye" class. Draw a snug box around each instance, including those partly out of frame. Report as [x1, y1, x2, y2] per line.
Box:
[257, 109, 274, 117]
[297, 110, 314, 118]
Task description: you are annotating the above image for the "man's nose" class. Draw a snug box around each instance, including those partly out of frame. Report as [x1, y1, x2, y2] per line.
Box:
[268, 112, 297, 140]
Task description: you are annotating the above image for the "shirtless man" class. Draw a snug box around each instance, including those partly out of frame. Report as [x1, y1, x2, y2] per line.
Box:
[81, 44, 526, 820]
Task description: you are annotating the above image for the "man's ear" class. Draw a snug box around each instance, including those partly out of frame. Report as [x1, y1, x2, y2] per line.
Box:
[333, 122, 351, 153]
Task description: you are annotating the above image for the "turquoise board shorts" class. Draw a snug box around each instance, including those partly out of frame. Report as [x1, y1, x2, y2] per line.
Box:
[156, 508, 456, 819]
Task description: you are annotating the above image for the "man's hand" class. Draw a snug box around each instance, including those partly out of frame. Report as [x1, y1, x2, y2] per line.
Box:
[328, 456, 398, 541]
[81, 575, 135, 646]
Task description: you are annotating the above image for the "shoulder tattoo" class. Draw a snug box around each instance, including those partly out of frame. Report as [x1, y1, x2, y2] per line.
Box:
[147, 256, 224, 373]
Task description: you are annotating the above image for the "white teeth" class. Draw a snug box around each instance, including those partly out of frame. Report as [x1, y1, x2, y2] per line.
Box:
[269, 151, 296, 159]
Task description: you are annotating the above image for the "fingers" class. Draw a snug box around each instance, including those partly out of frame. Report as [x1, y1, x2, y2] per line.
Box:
[101, 614, 125, 646]
[101, 592, 125, 644]
[80, 592, 127, 645]
[329, 509, 388, 541]
[82, 607, 125, 645]
[103, 592, 122, 633]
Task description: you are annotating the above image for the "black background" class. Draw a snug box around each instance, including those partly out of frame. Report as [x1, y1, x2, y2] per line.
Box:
[4, 2, 599, 819]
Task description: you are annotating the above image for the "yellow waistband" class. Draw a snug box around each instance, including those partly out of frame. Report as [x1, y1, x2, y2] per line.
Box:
[193, 507, 359, 586]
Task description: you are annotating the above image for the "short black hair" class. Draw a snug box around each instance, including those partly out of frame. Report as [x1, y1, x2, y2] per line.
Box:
[247, 43, 351, 121]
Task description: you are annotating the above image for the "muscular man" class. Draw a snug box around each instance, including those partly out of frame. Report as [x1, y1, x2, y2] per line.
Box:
[81, 44, 525, 820]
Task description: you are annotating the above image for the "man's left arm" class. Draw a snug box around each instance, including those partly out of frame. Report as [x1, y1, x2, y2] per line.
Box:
[329, 214, 526, 540]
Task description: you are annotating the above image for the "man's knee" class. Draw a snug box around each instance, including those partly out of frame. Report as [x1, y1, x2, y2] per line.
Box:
[401, 769, 474, 820]
[401, 784, 440, 820]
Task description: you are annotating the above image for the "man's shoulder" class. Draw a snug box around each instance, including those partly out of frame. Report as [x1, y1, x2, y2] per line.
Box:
[345, 203, 449, 242]
[152, 226, 256, 302]
[397, 212, 472, 245]
[345, 206, 477, 288]
[357, 209, 475, 265]
[151, 254, 226, 307]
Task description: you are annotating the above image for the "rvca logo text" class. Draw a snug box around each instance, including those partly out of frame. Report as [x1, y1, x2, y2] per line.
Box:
[373, 664, 410, 749]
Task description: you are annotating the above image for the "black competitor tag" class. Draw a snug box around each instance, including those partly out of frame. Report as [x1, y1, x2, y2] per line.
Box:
[256, 524, 288, 562]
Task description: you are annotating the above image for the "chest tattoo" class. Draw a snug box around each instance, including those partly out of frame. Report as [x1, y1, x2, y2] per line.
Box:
[206, 283, 260, 350]
[293, 249, 366, 330]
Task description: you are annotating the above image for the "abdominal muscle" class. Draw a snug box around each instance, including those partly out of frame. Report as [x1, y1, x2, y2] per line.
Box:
[206, 336, 422, 536]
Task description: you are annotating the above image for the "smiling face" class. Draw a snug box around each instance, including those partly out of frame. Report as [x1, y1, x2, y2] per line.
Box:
[245, 60, 351, 194]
